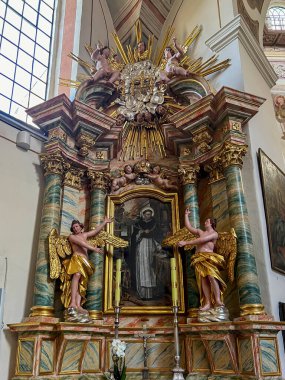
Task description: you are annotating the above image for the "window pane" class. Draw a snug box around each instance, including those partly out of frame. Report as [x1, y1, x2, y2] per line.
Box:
[21, 19, 36, 40]
[29, 92, 43, 107]
[31, 76, 45, 98]
[17, 49, 33, 71]
[33, 59, 47, 81]
[25, 0, 39, 11]
[10, 101, 28, 121]
[8, 0, 24, 15]
[15, 66, 31, 89]
[3, 21, 20, 44]
[43, 0, 54, 8]
[19, 33, 35, 55]
[12, 83, 29, 107]
[0, 55, 16, 78]
[0, 95, 11, 113]
[1, 37, 18, 62]
[23, 3, 37, 25]
[38, 14, 51, 34]
[0, 18, 3, 35]
[34, 43, 49, 65]
[0, 74, 13, 98]
[5, 6, 22, 28]
[0, 2, 7, 18]
[39, 1, 52, 20]
[36, 28, 50, 49]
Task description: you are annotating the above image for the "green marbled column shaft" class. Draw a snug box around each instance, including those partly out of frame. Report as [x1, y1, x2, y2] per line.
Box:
[224, 165, 262, 306]
[60, 186, 80, 235]
[33, 174, 62, 307]
[183, 183, 200, 310]
[210, 179, 230, 231]
[85, 188, 106, 311]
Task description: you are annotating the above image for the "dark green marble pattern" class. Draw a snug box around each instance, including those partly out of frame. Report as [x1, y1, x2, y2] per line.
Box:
[33, 174, 62, 308]
[184, 183, 200, 309]
[86, 188, 106, 312]
[224, 166, 262, 306]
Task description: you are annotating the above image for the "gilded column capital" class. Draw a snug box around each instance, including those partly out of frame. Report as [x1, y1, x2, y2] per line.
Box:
[214, 142, 248, 170]
[87, 170, 110, 192]
[63, 168, 85, 190]
[178, 164, 200, 185]
[204, 162, 225, 184]
[40, 152, 69, 176]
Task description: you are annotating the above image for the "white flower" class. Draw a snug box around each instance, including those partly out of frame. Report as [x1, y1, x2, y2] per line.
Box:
[111, 339, 126, 358]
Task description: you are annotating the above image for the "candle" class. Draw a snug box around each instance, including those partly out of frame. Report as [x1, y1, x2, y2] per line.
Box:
[170, 258, 178, 306]
[114, 259, 122, 306]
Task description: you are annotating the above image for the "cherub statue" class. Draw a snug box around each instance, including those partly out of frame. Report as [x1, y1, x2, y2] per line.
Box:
[91, 43, 120, 84]
[49, 218, 128, 322]
[145, 165, 178, 191]
[111, 164, 137, 192]
[159, 37, 190, 83]
[162, 208, 237, 322]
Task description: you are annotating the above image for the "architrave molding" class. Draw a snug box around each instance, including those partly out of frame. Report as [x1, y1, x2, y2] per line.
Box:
[206, 15, 277, 88]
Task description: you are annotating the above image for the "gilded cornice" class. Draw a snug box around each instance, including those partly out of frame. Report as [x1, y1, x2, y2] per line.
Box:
[87, 170, 110, 192]
[178, 164, 200, 185]
[40, 151, 70, 176]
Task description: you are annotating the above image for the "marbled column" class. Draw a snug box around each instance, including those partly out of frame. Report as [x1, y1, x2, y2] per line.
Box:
[218, 142, 264, 316]
[31, 153, 67, 317]
[60, 168, 84, 235]
[179, 165, 200, 314]
[85, 171, 109, 318]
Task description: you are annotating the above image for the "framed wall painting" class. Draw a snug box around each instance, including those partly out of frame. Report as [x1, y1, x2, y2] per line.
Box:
[258, 149, 285, 275]
[104, 187, 184, 314]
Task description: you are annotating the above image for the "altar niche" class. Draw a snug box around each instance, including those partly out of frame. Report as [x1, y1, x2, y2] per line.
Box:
[104, 188, 184, 314]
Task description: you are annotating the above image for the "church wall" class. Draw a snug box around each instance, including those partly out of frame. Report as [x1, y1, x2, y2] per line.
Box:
[0, 121, 44, 380]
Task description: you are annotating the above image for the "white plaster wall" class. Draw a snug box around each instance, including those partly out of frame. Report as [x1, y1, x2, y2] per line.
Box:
[0, 122, 44, 380]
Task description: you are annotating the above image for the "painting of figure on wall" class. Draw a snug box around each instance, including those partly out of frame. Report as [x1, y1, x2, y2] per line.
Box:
[113, 197, 174, 307]
[258, 149, 285, 274]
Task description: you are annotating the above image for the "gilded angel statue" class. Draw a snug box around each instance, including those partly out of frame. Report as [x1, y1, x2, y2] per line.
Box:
[49, 217, 128, 322]
[162, 208, 237, 322]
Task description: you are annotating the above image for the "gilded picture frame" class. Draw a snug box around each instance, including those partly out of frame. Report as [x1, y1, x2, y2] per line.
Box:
[258, 149, 285, 275]
[104, 187, 184, 314]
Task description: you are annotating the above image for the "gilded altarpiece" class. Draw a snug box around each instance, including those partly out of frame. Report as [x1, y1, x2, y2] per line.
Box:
[7, 27, 285, 380]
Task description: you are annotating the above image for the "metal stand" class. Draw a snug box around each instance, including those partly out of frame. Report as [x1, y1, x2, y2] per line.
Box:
[109, 306, 121, 380]
[172, 305, 184, 380]
[134, 326, 155, 380]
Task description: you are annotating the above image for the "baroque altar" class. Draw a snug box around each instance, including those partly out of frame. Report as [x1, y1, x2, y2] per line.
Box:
[8, 24, 285, 380]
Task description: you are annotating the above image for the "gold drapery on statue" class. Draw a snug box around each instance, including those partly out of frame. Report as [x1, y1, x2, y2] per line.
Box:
[60, 255, 95, 308]
[191, 252, 227, 305]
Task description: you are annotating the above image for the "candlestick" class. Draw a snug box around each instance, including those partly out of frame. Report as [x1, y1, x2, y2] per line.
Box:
[115, 259, 122, 307]
[170, 258, 178, 306]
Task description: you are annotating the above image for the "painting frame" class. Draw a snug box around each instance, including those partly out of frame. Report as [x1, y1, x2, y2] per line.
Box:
[258, 149, 285, 275]
[104, 187, 184, 314]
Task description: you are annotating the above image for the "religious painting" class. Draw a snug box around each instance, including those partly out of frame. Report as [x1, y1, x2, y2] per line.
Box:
[258, 149, 285, 274]
[104, 188, 184, 314]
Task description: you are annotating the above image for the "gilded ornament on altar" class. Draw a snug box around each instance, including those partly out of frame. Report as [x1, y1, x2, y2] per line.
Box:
[214, 142, 248, 169]
[48, 127, 67, 142]
[87, 170, 110, 191]
[40, 152, 69, 176]
[178, 165, 200, 184]
[64, 168, 84, 189]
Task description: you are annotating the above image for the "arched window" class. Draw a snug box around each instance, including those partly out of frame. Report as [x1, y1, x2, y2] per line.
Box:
[0, 0, 56, 125]
[266, 6, 285, 31]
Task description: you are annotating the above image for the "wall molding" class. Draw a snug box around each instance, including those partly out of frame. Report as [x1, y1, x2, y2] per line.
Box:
[206, 15, 277, 88]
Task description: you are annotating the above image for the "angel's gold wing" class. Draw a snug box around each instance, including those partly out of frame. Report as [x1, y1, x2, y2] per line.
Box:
[216, 228, 237, 282]
[88, 230, 128, 248]
[162, 227, 196, 250]
[48, 228, 72, 279]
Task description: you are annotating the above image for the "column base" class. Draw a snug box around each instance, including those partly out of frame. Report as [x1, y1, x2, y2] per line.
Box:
[239, 304, 265, 316]
[30, 305, 55, 317]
